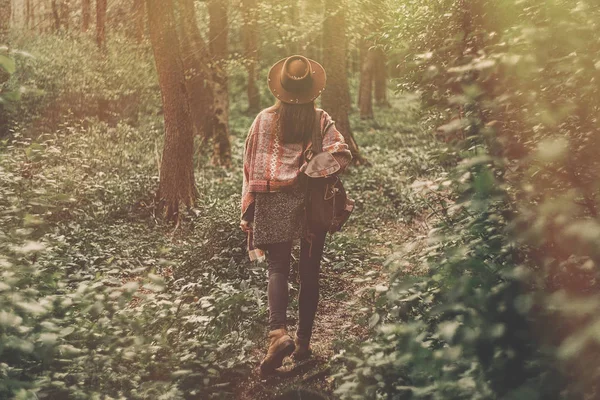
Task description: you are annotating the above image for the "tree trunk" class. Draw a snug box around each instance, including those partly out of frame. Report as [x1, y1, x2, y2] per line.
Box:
[25, 0, 31, 29]
[60, 0, 69, 31]
[321, 0, 366, 165]
[358, 39, 375, 119]
[30, 0, 36, 30]
[0, 0, 10, 138]
[133, 0, 144, 43]
[242, 0, 260, 113]
[177, 0, 214, 141]
[371, 0, 389, 107]
[51, 0, 61, 31]
[208, 0, 231, 167]
[146, 0, 196, 220]
[0, 0, 10, 40]
[96, 0, 107, 49]
[82, 0, 91, 32]
[373, 47, 389, 107]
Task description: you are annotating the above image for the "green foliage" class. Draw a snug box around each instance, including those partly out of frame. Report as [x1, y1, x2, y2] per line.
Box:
[336, 1, 600, 399]
[0, 48, 25, 110]
[0, 31, 267, 396]
[0, 116, 268, 398]
[11, 33, 159, 132]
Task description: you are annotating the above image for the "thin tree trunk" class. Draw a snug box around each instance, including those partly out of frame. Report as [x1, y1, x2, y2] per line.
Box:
[0, 0, 10, 138]
[133, 0, 144, 43]
[373, 47, 389, 107]
[242, 0, 260, 113]
[0, 0, 10, 40]
[177, 0, 214, 141]
[358, 39, 375, 119]
[96, 0, 107, 49]
[25, 0, 31, 29]
[321, 0, 366, 165]
[146, 0, 196, 220]
[51, 0, 61, 31]
[82, 0, 91, 32]
[372, 0, 389, 107]
[60, 0, 69, 31]
[208, 0, 231, 167]
[31, 0, 36, 30]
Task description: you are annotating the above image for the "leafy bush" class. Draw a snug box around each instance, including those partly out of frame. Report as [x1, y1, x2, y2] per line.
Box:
[11, 33, 159, 131]
[336, 1, 600, 399]
[0, 97, 263, 399]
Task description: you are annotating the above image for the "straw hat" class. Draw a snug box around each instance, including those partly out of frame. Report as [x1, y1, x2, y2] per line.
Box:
[267, 55, 326, 104]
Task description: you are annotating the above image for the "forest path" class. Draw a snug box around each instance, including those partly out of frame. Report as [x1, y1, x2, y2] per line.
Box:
[233, 220, 424, 400]
[233, 94, 443, 399]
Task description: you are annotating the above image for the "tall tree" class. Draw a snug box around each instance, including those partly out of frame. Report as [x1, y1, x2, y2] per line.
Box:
[207, 0, 231, 167]
[321, 0, 366, 165]
[133, 0, 145, 43]
[96, 0, 107, 49]
[60, 0, 69, 31]
[146, 0, 196, 220]
[372, 0, 389, 107]
[25, 0, 31, 29]
[373, 48, 389, 107]
[0, 0, 10, 39]
[177, 0, 214, 140]
[241, 0, 260, 113]
[0, 0, 10, 137]
[82, 0, 91, 32]
[51, 0, 61, 31]
[358, 38, 375, 119]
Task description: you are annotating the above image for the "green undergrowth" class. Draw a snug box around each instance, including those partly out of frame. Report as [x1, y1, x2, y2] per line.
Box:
[344, 94, 460, 227]
[0, 74, 450, 399]
[1, 32, 459, 399]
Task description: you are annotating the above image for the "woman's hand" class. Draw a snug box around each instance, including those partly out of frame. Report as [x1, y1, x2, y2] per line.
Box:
[240, 219, 253, 233]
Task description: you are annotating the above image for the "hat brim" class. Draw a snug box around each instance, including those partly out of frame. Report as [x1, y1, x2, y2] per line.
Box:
[267, 57, 326, 104]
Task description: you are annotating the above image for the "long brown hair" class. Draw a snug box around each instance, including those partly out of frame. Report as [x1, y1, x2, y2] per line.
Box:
[273, 100, 316, 144]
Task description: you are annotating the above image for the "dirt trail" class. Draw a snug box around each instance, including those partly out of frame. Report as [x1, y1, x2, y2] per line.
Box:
[233, 218, 428, 400]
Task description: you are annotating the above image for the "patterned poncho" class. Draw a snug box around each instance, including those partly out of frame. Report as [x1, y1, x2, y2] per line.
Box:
[241, 107, 353, 220]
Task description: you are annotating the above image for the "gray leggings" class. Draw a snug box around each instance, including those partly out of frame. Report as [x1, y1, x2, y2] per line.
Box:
[264, 231, 327, 342]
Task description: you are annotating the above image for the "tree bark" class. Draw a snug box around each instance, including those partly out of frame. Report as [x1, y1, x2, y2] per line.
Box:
[177, 0, 215, 147]
[60, 0, 69, 31]
[373, 47, 389, 107]
[133, 0, 145, 43]
[96, 0, 107, 49]
[51, 0, 61, 31]
[208, 0, 231, 167]
[0, 0, 10, 138]
[371, 0, 389, 107]
[321, 0, 366, 165]
[31, 0, 36, 30]
[82, 0, 91, 32]
[0, 0, 10, 40]
[146, 0, 196, 220]
[242, 0, 260, 113]
[358, 39, 375, 119]
[25, 0, 31, 29]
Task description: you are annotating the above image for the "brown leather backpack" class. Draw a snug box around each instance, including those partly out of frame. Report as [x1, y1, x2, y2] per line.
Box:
[303, 110, 355, 235]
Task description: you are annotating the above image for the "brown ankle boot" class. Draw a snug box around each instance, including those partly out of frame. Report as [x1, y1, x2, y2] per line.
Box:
[259, 329, 295, 374]
[291, 337, 312, 361]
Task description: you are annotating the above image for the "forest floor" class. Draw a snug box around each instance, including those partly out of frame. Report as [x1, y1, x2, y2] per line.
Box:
[232, 94, 451, 399]
[233, 220, 429, 400]
[2, 90, 451, 399]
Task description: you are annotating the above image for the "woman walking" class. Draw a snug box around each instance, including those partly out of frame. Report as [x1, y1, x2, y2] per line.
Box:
[240, 55, 352, 374]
